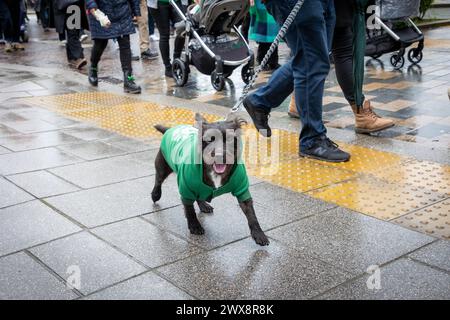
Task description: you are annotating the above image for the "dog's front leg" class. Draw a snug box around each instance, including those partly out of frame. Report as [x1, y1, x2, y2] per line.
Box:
[239, 199, 269, 246]
[184, 204, 205, 235]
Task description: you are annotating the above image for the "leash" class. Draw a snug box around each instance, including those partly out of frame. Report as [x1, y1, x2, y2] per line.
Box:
[230, 0, 306, 113]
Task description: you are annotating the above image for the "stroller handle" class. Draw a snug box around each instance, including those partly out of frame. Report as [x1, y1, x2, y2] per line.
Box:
[170, 0, 188, 22]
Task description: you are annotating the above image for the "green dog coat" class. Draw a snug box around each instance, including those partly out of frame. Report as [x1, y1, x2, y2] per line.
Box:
[160, 125, 251, 206]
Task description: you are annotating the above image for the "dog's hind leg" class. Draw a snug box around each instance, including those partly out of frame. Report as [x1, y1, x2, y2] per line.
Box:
[197, 200, 214, 213]
[152, 150, 172, 203]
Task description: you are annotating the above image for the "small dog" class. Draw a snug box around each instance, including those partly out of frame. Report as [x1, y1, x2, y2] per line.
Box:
[152, 113, 269, 246]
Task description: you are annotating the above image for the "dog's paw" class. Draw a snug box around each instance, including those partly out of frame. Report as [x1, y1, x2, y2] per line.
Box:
[198, 201, 214, 213]
[151, 188, 162, 203]
[252, 231, 270, 246]
[189, 223, 205, 235]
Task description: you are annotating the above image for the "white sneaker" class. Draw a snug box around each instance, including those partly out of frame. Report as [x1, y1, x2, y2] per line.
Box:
[150, 34, 159, 41]
[80, 34, 88, 43]
[59, 40, 67, 47]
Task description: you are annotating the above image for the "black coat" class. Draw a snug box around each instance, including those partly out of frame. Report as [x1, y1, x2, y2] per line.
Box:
[53, 0, 89, 34]
[85, 0, 140, 40]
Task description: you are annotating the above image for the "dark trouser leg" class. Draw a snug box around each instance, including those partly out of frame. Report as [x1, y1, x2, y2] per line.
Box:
[332, 26, 364, 105]
[249, 0, 335, 149]
[90, 39, 108, 67]
[117, 35, 132, 72]
[66, 28, 84, 61]
[148, 7, 155, 35]
[4, 1, 20, 42]
[241, 13, 250, 42]
[150, 5, 171, 67]
[170, 4, 184, 60]
[257, 42, 279, 67]
[0, 0, 12, 39]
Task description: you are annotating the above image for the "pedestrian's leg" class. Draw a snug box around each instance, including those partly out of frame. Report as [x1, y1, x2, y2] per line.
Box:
[150, 5, 172, 75]
[137, 0, 150, 55]
[170, 3, 184, 60]
[90, 39, 108, 67]
[88, 39, 108, 86]
[286, 7, 331, 149]
[332, 26, 394, 133]
[148, 8, 155, 36]
[118, 35, 141, 94]
[66, 28, 85, 67]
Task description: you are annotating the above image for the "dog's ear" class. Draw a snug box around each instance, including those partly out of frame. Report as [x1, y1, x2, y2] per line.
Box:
[226, 113, 247, 129]
[194, 113, 208, 130]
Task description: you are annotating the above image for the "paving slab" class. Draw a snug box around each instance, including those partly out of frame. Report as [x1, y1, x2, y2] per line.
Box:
[7, 170, 80, 198]
[57, 141, 128, 161]
[266, 207, 435, 275]
[44, 176, 179, 228]
[144, 193, 330, 250]
[409, 240, 450, 273]
[0, 124, 20, 137]
[0, 201, 82, 256]
[318, 258, 450, 300]
[0, 147, 81, 175]
[0, 119, 60, 134]
[0, 177, 34, 208]
[102, 136, 160, 153]
[0, 145, 10, 155]
[0, 252, 77, 300]
[49, 154, 154, 188]
[84, 272, 193, 300]
[62, 126, 117, 141]
[92, 218, 204, 268]
[30, 232, 147, 295]
[249, 182, 336, 216]
[157, 238, 352, 300]
[0, 131, 83, 151]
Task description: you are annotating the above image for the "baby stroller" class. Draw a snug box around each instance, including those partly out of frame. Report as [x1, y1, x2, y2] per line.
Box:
[170, 0, 255, 91]
[365, 0, 424, 69]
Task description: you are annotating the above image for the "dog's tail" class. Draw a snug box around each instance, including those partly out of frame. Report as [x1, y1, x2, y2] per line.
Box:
[154, 124, 170, 134]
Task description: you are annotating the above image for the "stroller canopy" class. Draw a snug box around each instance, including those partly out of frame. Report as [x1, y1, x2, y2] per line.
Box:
[198, 0, 249, 34]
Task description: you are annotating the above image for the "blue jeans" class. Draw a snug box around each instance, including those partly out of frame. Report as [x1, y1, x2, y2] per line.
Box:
[247, 0, 336, 149]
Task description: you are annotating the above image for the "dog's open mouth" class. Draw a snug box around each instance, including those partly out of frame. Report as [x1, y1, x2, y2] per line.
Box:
[213, 163, 227, 174]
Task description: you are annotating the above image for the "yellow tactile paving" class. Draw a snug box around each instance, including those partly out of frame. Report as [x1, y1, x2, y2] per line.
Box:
[21, 92, 450, 239]
[308, 177, 447, 221]
[394, 200, 450, 240]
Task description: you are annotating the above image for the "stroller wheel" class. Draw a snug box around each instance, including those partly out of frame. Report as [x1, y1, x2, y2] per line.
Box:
[172, 59, 189, 87]
[407, 48, 423, 65]
[211, 71, 225, 91]
[241, 64, 254, 84]
[390, 54, 405, 70]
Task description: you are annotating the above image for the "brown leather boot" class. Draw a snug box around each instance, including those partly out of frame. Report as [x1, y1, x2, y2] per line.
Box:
[352, 100, 395, 133]
[288, 95, 300, 118]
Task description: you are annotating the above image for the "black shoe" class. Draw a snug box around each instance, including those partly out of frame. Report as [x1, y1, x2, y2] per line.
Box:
[123, 71, 141, 94]
[165, 65, 173, 78]
[131, 55, 140, 61]
[88, 66, 98, 87]
[299, 136, 350, 163]
[141, 49, 159, 60]
[243, 96, 271, 137]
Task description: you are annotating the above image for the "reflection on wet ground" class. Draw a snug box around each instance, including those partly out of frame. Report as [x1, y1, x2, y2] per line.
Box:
[1, 14, 449, 148]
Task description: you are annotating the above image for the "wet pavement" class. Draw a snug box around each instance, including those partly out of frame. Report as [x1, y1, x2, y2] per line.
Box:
[0, 13, 449, 300]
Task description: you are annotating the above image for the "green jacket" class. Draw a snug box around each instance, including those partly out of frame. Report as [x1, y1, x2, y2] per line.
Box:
[160, 125, 252, 205]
